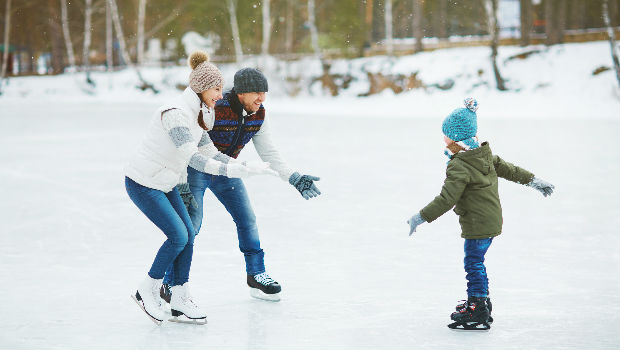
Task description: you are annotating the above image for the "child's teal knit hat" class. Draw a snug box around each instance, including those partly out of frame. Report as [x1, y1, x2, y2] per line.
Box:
[442, 98, 478, 141]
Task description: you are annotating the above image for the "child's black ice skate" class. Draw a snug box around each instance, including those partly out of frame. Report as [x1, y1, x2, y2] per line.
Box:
[448, 297, 491, 331]
[247, 273, 281, 302]
[455, 297, 493, 323]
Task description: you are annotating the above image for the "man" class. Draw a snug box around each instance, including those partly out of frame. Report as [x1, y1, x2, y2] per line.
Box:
[162, 68, 321, 302]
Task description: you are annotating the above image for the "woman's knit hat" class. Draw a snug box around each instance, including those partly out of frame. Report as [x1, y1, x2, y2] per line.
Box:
[188, 51, 224, 93]
[442, 98, 479, 141]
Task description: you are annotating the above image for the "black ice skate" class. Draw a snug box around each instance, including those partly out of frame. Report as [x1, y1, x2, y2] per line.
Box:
[160, 283, 172, 304]
[455, 297, 493, 323]
[247, 273, 281, 302]
[448, 297, 491, 331]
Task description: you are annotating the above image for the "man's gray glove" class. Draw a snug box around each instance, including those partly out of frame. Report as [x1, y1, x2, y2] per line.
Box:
[407, 213, 425, 236]
[176, 183, 198, 212]
[289, 172, 321, 200]
[527, 177, 554, 197]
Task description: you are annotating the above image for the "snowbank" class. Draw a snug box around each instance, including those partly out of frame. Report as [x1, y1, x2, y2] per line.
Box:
[1, 41, 618, 119]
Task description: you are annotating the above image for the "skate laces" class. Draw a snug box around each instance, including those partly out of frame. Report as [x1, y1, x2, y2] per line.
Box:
[254, 273, 276, 286]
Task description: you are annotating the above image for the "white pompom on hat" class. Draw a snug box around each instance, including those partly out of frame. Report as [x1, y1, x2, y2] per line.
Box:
[188, 51, 224, 93]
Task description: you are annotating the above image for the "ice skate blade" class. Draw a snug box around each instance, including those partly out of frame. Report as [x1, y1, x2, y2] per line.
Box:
[169, 315, 207, 325]
[448, 321, 490, 331]
[250, 288, 281, 302]
[130, 294, 163, 326]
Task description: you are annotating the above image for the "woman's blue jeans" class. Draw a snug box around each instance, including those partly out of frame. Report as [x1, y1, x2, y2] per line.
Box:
[464, 238, 493, 298]
[125, 177, 196, 286]
[163, 166, 265, 285]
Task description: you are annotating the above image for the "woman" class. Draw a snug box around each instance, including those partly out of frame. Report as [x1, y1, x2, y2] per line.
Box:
[125, 51, 275, 325]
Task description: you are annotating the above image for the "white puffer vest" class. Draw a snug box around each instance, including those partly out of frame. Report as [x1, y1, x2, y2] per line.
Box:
[125, 87, 212, 192]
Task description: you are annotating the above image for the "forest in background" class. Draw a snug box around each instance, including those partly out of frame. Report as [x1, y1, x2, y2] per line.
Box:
[1, 0, 619, 77]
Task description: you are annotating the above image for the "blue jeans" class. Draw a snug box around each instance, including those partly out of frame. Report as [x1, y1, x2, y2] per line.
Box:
[464, 238, 493, 298]
[163, 167, 265, 284]
[125, 177, 196, 286]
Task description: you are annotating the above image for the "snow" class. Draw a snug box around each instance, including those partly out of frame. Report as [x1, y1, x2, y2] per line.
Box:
[0, 41, 619, 349]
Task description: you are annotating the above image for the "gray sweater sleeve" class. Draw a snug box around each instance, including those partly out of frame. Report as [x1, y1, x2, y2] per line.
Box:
[161, 109, 245, 178]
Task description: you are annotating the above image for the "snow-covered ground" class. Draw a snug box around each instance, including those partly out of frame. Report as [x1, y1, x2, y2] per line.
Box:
[0, 40, 619, 349]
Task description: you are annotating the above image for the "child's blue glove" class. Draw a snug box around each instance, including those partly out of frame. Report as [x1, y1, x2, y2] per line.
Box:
[289, 172, 321, 200]
[527, 177, 554, 197]
[407, 213, 426, 236]
[176, 183, 198, 211]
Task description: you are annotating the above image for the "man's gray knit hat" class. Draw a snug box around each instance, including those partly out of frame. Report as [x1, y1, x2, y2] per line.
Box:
[188, 51, 224, 93]
[234, 68, 268, 93]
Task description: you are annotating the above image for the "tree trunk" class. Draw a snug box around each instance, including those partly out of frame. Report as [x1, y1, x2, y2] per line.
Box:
[285, 0, 294, 54]
[48, 0, 65, 74]
[365, 0, 374, 50]
[412, 0, 424, 53]
[83, 0, 93, 82]
[545, 0, 565, 45]
[227, 0, 243, 62]
[261, 0, 271, 58]
[107, 0, 156, 92]
[435, 0, 448, 39]
[60, 0, 77, 70]
[136, 0, 147, 65]
[385, 0, 393, 56]
[484, 0, 506, 91]
[308, 0, 320, 58]
[520, 0, 533, 46]
[1, 0, 12, 83]
[106, 0, 113, 71]
[603, 0, 620, 90]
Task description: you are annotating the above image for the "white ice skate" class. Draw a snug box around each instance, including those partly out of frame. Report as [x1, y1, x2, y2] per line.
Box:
[168, 283, 207, 325]
[131, 276, 165, 325]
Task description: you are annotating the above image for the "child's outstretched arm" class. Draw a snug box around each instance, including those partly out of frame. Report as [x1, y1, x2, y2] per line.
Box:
[492, 155, 554, 197]
[407, 162, 469, 236]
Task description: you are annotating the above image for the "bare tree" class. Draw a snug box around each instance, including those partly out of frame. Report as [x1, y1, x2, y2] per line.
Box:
[484, 0, 506, 90]
[545, 0, 566, 45]
[364, 0, 374, 51]
[385, 0, 393, 55]
[83, 0, 93, 83]
[60, 0, 77, 70]
[48, 0, 65, 74]
[106, 0, 113, 71]
[285, 0, 294, 54]
[412, 0, 424, 53]
[1, 0, 12, 86]
[227, 0, 243, 62]
[136, 0, 147, 65]
[307, 0, 320, 58]
[107, 0, 156, 92]
[262, 0, 271, 58]
[519, 0, 533, 46]
[435, 0, 448, 39]
[603, 0, 620, 90]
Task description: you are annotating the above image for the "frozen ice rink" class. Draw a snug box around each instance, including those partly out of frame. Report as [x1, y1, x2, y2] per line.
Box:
[0, 100, 618, 349]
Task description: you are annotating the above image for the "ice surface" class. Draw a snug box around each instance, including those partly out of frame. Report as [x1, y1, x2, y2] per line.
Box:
[0, 97, 618, 349]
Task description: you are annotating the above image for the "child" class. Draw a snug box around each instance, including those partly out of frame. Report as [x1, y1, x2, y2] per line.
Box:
[406, 98, 554, 330]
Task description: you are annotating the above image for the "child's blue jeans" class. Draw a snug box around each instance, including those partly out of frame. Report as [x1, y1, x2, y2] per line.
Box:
[125, 177, 196, 286]
[464, 238, 493, 298]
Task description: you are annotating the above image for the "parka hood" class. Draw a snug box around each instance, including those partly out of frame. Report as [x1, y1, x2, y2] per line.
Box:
[452, 142, 493, 175]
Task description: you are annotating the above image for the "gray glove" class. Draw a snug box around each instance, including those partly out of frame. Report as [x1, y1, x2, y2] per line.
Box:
[527, 177, 554, 197]
[176, 183, 198, 212]
[289, 172, 321, 200]
[407, 213, 426, 236]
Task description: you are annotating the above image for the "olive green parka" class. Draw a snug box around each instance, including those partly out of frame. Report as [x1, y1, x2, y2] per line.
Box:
[419, 142, 534, 239]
